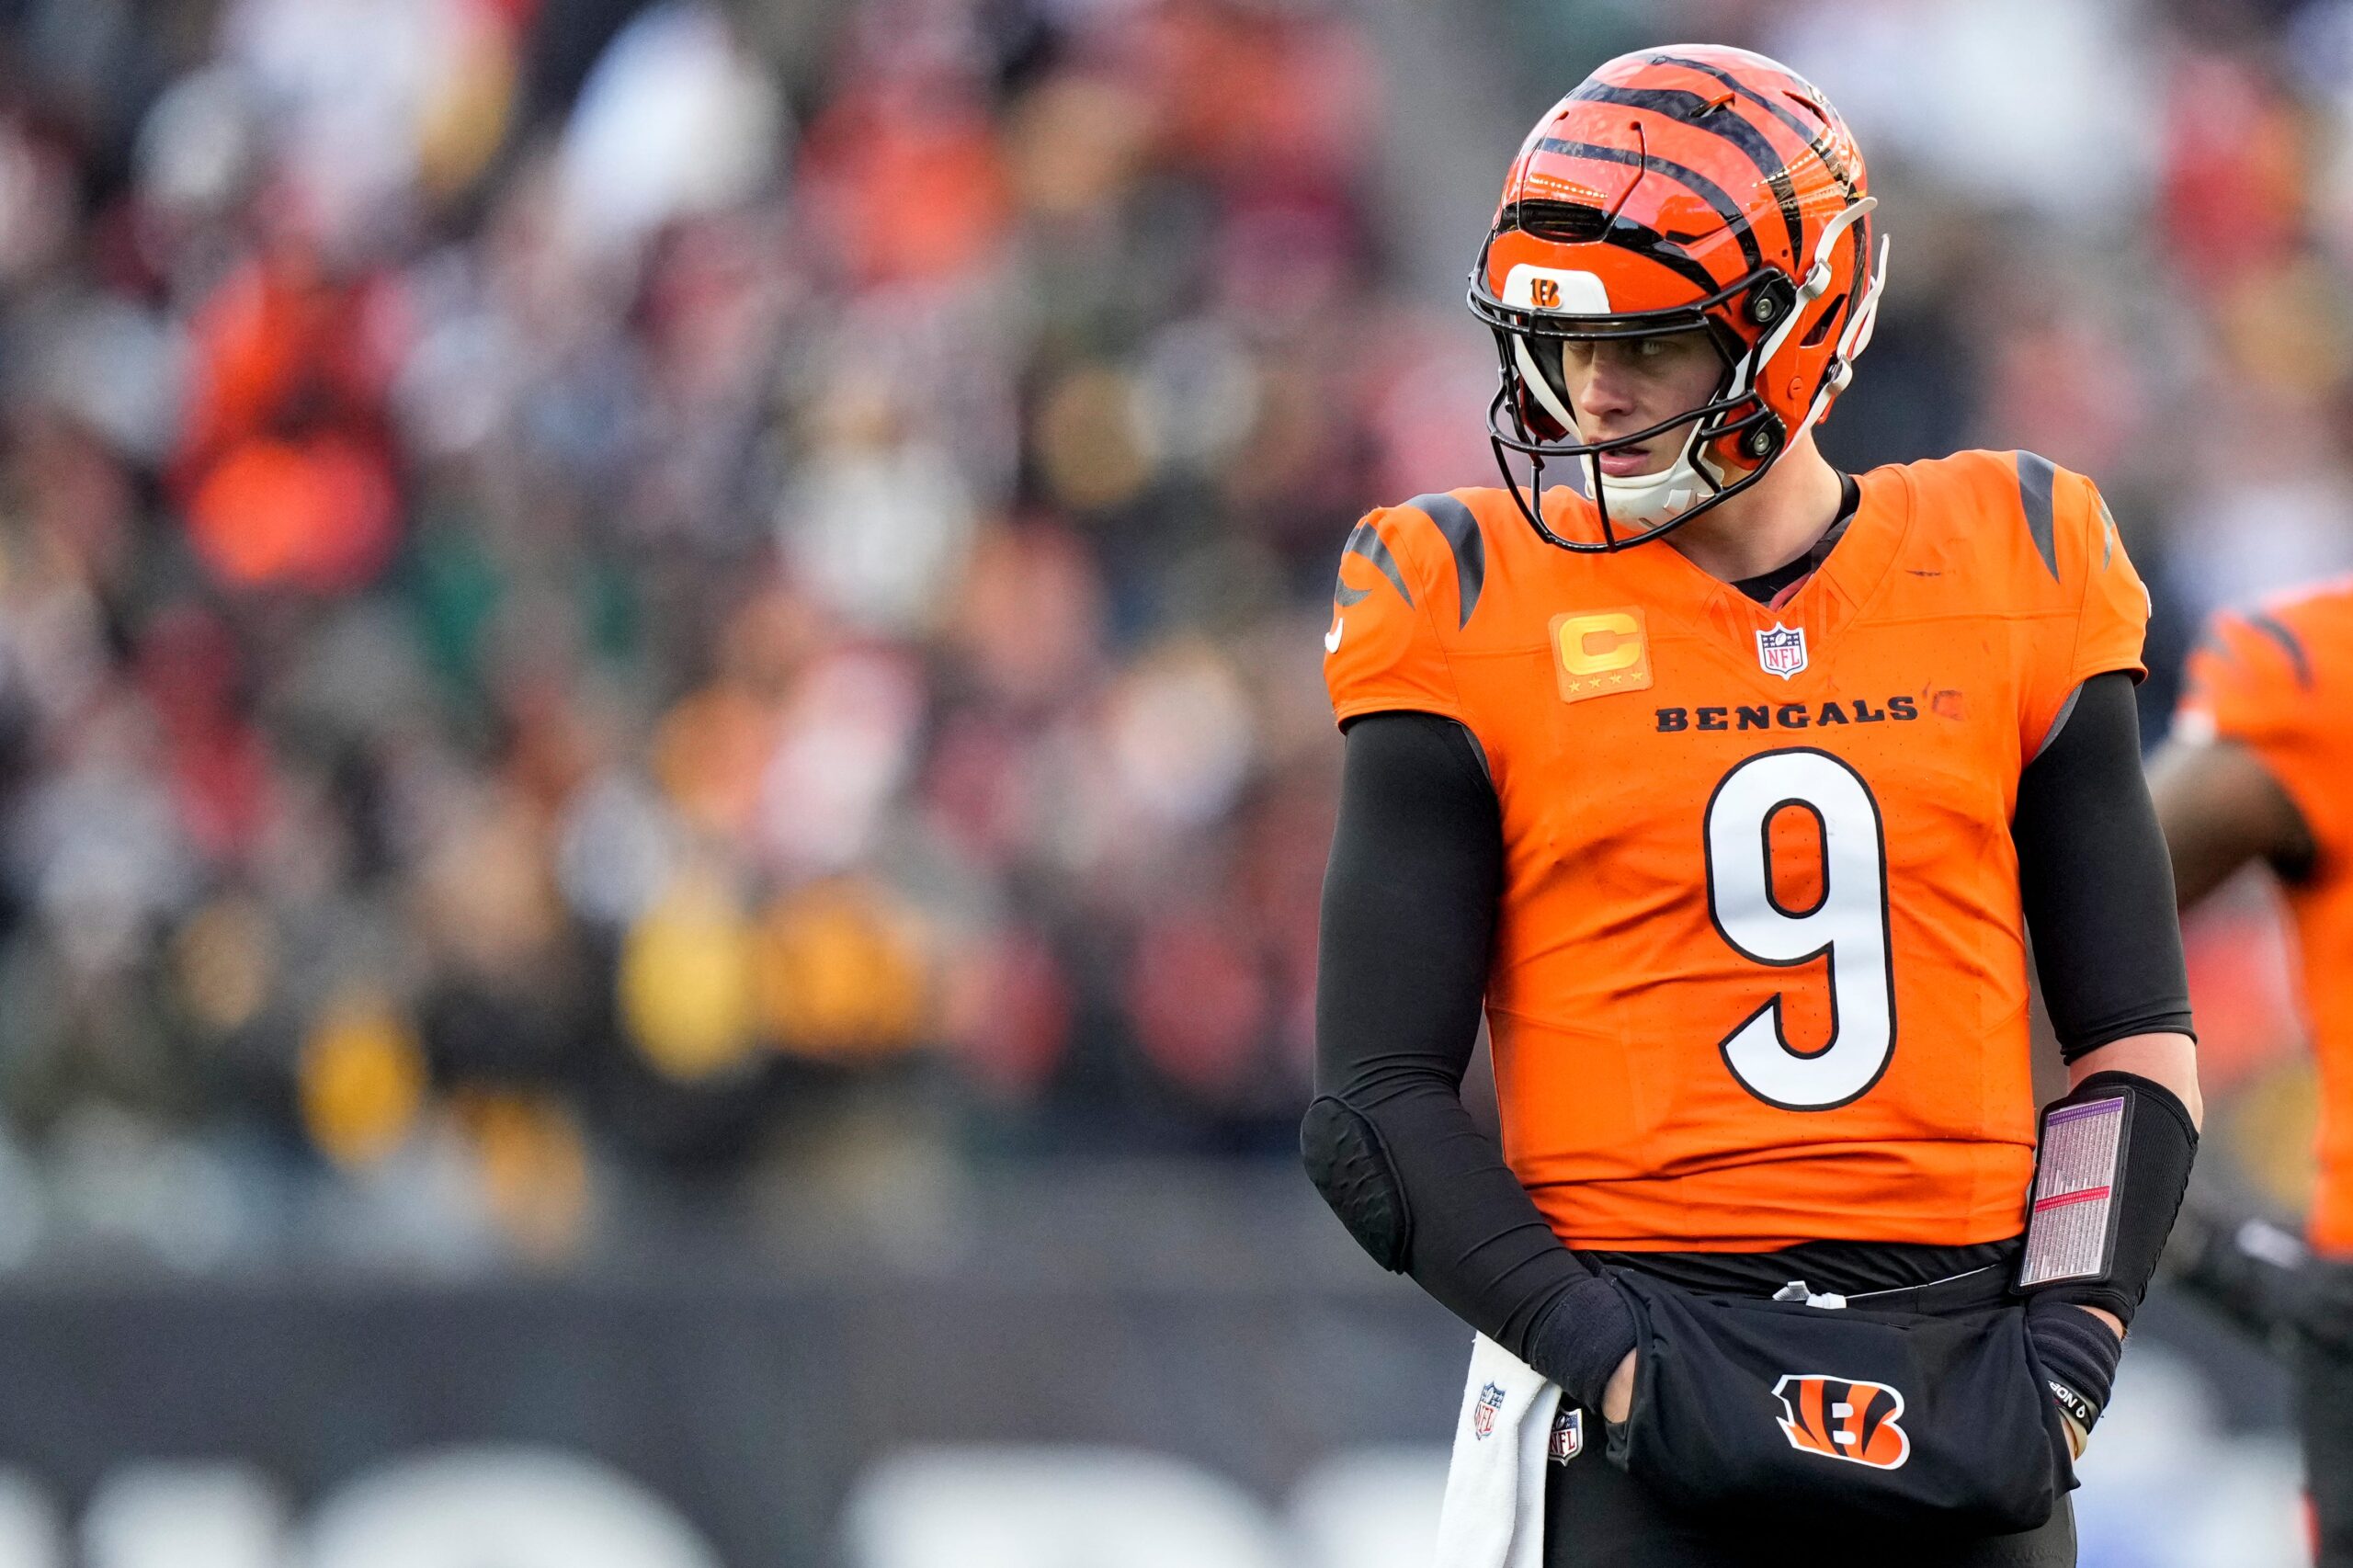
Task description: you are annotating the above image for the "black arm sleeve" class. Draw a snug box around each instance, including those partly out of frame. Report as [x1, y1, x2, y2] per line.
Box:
[1307, 711, 1634, 1407]
[2013, 671, 2197, 1060]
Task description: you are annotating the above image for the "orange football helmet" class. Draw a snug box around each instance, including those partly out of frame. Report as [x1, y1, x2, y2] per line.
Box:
[1470, 46, 1888, 551]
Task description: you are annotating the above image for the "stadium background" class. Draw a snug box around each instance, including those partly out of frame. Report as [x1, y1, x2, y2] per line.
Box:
[0, 0, 2339, 1562]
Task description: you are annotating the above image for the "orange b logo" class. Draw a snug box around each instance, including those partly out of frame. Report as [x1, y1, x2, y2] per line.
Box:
[1532, 278, 1562, 308]
[1772, 1374, 1911, 1471]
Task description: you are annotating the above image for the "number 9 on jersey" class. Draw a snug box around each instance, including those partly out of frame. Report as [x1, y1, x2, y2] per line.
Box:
[1703, 748, 1897, 1111]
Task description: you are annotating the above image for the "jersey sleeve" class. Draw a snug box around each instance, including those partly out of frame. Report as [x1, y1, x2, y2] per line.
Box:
[2176, 602, 2353, 864]
[1323, 505, 1468, 729]
[2021, 465, 2153, 753]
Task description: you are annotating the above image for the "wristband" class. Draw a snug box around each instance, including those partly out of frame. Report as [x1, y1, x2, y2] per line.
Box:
[1524, 1272, 1639, 1415]
[2024, 1294, 2122, 1439]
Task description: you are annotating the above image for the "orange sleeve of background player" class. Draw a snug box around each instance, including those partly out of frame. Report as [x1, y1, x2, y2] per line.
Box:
[2178, 602, 2353, 865]
[1322, 501, 1475, 730]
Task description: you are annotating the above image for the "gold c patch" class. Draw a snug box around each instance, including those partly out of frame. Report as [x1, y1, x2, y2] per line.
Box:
[1551, 608, 1654, 704]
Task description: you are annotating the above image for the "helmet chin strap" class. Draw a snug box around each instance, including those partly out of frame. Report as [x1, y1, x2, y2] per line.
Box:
[1585, 419, 1716, 525]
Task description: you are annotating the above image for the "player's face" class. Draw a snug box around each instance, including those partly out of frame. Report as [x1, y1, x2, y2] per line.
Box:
[1555, 331, 1724, 476]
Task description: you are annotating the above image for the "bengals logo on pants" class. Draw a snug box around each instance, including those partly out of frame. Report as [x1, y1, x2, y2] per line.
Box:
[1771, 1374, 1911, 1471]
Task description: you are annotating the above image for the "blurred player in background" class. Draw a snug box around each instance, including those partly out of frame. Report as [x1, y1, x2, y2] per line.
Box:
[2154, 584, 2353, 1567]
[1305, 46, 2201, 1566]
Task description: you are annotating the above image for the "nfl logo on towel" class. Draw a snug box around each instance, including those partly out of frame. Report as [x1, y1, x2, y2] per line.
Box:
[1549, 1406, 1584, 1464]
[1756, 623, 1808, 679]
[1472, 1381, 1505, 1439]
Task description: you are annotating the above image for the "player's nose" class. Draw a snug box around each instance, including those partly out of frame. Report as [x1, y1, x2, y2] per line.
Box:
[1573, 356, 1640, 426]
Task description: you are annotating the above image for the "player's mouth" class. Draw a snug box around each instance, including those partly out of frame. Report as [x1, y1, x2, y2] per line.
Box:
[1595, 444, 1663, 477]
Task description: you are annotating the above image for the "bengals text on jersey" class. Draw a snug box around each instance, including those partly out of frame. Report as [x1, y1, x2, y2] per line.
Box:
[2176, 581, 2353, 1255]
[1324, 451, 2150, 1252]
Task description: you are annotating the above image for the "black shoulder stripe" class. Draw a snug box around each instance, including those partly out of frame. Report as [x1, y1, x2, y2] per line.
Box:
[1565, 83, 1805, 265]
[2016, 451, 2060, 582]
[1336, 519, 1412, 608]
[1403, 494, 1486, 628]
[2245, 610, 2315, 689]
[1533, 138, 1764, 276]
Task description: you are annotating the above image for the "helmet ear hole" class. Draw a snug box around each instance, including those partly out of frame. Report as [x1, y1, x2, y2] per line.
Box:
[1507, 334, 1577, 442]
[1801, 292, 1847, 349]
[1516, 385, 1569, 444]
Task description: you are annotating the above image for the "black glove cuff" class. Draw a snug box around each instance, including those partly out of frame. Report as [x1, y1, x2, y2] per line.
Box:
[2024, 1295, 2123, 1431]
[1524, 1272, 1639, 1415]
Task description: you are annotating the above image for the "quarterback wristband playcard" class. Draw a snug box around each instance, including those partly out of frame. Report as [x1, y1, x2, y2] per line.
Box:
[2018, 1094, 2131, 1289]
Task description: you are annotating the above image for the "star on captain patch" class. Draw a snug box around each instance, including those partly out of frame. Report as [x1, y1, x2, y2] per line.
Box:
[1756, 623, 1808, 680]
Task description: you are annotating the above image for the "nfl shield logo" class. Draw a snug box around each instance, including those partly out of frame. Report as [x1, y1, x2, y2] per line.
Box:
[1472, 1382, 1506, 1440]
[1756, 623, 1808, 680]
[1550, 1406, 1584, 1464]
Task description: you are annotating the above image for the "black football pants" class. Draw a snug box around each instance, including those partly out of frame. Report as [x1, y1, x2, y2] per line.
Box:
[2299, 1260, 2353, 1568]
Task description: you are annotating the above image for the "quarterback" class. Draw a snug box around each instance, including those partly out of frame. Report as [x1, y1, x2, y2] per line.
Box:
[2154, 582, 2353, 1566]
[1304, 46, 2202, 1565]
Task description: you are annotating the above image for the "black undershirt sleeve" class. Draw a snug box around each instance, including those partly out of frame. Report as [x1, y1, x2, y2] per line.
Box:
[2013, 670, 2197, 1060]
[1312, 710, 1633, 1406]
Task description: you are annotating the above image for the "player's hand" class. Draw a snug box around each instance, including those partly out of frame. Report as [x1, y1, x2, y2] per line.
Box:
[2059, 1407, 2090, 1461]
[1601, 1348, 1637, 1424]
[2075, 1303, 2125, 1339]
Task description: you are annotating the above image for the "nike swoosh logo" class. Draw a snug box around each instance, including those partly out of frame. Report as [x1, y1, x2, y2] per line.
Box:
[1324, 617, 1345, 653]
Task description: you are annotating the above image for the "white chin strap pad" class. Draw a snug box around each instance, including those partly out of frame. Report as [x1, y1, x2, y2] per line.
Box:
[1587, 419, 1717, 526]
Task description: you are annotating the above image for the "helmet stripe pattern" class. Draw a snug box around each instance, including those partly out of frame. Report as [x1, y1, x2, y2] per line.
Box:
[1564, 82, 1807, 263]
[1532, 138, 1767, 275]
[1498, 202, 1722, 298]
[1650, 54, 1827, 139]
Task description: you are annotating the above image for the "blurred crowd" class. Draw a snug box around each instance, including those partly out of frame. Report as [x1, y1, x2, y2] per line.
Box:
[0, 0, 2347, 1270]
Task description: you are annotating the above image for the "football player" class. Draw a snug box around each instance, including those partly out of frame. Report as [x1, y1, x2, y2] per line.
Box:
[1304, 47, 2201, 1566]
[2152, 583, 2353, 1566]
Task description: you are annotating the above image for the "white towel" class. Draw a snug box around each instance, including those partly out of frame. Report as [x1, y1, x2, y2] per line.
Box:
[1433, 1334, 1565, 1568]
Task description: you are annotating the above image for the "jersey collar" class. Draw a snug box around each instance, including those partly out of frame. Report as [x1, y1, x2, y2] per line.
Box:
[1597, 465, 1914, 683]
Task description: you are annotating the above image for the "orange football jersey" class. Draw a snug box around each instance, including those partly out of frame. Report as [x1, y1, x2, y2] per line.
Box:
[2176, 582, 2353, 1255]
[1323, 452, 2151, 1251]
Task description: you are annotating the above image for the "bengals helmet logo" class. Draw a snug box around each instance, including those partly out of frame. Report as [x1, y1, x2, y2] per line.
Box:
[1771, 1374, 1911, 1471]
